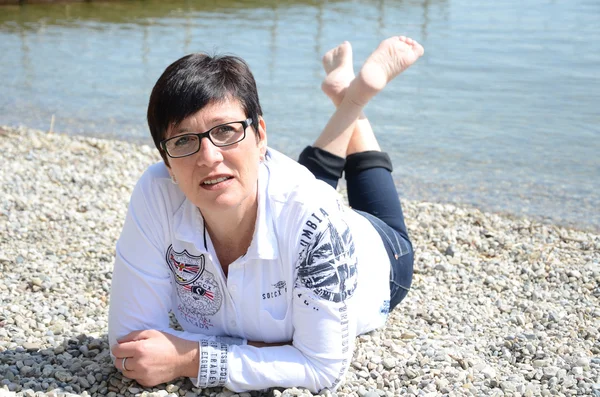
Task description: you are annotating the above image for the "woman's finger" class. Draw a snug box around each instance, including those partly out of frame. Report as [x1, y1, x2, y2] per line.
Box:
[118, 329, 153, 344]
[111, 339, 140, 358]
[115, 355, 135, 373]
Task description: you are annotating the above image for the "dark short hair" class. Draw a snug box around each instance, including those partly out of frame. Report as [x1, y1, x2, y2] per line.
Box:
[147, 53, 263, 165]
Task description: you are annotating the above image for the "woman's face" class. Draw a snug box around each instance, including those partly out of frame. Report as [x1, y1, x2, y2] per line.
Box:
[165, 97, 267, 216]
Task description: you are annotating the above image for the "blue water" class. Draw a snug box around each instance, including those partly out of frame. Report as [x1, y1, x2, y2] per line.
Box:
[1, 0, 599, 231]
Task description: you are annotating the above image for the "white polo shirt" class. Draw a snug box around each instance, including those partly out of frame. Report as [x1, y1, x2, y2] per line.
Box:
[108, 148, 391, 393]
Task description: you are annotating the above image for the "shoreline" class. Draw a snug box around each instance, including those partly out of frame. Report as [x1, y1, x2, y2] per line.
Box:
[1, 125, 599, 397]
[4, 122, 598, 236]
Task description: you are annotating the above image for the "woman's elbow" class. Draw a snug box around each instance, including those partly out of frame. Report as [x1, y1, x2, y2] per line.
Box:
[306, 358, 348, 393]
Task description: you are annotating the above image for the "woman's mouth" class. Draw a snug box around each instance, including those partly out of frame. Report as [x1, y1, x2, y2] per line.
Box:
[201, 176, 234, 189]
[202, 176, 231, 185]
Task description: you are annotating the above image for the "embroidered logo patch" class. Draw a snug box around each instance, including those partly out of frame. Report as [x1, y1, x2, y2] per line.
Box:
[166, 245, 206, 285]
[166, 245, 223, 316]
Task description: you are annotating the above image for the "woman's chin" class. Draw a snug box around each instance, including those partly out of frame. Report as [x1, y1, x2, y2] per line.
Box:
[196, 192, 250, 213]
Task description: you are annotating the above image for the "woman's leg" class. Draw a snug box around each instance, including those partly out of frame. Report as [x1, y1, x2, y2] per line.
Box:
[345, 156, 414, 309]
[297, 41, 359, 189]
[300, 36, 423, 186]
[316, 41, 403, 228]
[303, 36, 424, 309]
[297, 42, 357, 189]
[313, 36, 424, 157]
[319, 41, 381, 155]
[297, 38, 384, 189]
[311, 36, 422, 233]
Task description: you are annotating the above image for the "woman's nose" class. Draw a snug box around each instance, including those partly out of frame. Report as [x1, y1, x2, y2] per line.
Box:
[195, 137, 223, 166]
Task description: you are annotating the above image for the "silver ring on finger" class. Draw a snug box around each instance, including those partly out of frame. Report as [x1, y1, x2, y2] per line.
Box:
[122, 357, 129, 371]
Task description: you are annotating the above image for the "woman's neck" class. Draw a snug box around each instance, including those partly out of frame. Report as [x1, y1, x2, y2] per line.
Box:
[201, 192, 259, 274]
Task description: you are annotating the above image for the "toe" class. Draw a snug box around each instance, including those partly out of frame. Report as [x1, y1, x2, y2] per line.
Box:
[416, 43, 424, 55]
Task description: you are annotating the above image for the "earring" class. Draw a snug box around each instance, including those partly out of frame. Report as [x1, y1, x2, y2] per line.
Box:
[170, 174, 178, 185]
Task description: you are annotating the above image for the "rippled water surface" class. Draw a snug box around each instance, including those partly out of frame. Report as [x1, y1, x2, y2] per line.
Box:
[1, 0, 599, 231]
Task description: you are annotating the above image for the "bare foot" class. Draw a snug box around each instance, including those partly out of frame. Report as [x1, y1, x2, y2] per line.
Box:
[321, 41, 355, 107]
[349, 36, 424, 106]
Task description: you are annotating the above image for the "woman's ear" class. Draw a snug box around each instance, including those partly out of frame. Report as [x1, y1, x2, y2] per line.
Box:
[257, 116, 267, 157]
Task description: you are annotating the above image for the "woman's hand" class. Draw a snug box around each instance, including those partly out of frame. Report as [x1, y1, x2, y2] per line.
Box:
[111, 330, 199, 387]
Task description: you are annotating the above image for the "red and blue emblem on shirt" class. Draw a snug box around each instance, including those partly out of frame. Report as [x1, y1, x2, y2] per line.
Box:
[165, 245, 206, 286]
[166, 245, 223, 316]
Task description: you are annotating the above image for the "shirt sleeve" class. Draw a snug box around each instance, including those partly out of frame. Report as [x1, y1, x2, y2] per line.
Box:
[108, 176, 245, 360]
[223, 196, 359, 393]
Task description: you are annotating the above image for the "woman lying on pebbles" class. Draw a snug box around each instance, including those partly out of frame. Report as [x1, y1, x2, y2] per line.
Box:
[108, 36, 424, 393]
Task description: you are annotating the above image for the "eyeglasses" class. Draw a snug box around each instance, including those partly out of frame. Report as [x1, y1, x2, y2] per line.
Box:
[160, 118, 253, 158]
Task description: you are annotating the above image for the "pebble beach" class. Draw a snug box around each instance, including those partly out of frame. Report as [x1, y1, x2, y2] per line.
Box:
[0, 126, 599, 397]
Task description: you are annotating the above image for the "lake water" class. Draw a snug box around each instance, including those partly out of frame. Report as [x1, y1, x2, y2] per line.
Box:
[1, 0, 599, 231]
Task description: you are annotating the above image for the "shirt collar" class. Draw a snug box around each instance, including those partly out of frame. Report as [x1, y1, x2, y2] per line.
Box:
[172, 161, 278, 260]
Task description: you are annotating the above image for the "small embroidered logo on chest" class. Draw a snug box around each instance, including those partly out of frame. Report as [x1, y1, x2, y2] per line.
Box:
[262, 281, 287, 300]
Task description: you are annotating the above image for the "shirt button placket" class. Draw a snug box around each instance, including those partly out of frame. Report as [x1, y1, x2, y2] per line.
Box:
[228, 265, 242, 333]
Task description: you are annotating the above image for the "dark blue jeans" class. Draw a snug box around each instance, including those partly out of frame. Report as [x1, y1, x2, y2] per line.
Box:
[298, 147, 414, 311]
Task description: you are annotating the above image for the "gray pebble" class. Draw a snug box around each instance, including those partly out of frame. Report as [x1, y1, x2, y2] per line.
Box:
[363, 392, 380, 397]
[543, 366, 560, 379]
[357, 370, 370, 378]
[382, 358, 396, 370]
[576, 357, 591, 367]
[22, 343, 42, 352]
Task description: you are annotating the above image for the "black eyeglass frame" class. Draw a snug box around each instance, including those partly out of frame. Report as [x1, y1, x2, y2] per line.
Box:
[160, 117, 253, 159]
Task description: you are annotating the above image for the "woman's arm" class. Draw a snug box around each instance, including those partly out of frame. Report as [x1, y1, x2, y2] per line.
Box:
[108, 173, 243, 386]
[218, 198, 359, 393]
[111, 329, 199, 386]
